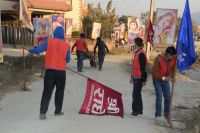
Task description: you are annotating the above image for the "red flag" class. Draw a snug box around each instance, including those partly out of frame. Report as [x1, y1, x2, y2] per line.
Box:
[79, 78, 124, 117]
[147, 18, 154, 44]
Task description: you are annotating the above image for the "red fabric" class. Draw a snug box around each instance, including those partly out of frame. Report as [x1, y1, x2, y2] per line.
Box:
[76, 38, 86, 52]
[147, 18, 154, 44]
[132, 49, 148, 78]
[45, 38, 69, 70]
[79, 78, 124, 118]
[158, 55, 176, 77]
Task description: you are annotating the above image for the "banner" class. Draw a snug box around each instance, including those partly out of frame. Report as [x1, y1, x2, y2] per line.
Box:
[147, 18, 154, 44]
[0, 13, 3, 63]
[153, 8, 178, 45]
[52, 15, 64, 35]
[176, 0, 196, 72]
[19, 0, 34, 31]
[79, 78, 124, 117]
[65, 18, 73, 38]
[91, 22, 101, 39]
[33, 18, 50, 46]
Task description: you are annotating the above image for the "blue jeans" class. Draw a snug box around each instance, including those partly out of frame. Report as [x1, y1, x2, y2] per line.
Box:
[76, 51, 85, 72]
[153, 79, 170, 118]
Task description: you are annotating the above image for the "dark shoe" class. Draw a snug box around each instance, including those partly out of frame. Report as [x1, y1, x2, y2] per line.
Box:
[131, 112, 137, 117]
[54, 112, 64, 116]
[39, 113, 46, 120]
[138, 111, 143, 115]
[98, 68, 102, 71]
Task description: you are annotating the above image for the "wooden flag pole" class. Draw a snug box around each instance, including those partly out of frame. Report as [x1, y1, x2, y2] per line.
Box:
[146, 0, 154, 60]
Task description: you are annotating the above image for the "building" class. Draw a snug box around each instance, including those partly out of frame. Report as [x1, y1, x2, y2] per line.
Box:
[65, 0, 84, 31]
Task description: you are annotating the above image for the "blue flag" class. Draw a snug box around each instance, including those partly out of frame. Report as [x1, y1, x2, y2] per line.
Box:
[176, 0, 196, 72]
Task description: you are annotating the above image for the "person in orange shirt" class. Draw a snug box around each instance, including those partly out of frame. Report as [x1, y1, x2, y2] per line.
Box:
[71, 33, 88, 72]
[152, 46, 176, 124]
[29, 26, 70, 120]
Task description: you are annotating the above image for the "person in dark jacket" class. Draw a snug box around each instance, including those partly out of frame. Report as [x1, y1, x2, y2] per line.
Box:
[29, 26, 71, 120]
[94, 37, 109, 71]
[129, 37, 148, 117]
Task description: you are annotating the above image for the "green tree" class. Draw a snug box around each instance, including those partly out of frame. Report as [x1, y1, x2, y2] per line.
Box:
[82, 0, 117, 39]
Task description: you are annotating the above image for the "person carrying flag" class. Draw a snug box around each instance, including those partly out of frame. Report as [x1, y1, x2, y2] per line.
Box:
[29, 26, 71, 120]
[151, 46, 176, 123]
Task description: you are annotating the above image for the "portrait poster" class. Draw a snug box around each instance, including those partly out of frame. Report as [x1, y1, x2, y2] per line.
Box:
[33, 18, 50, 46]
[91, 22, 101, 39]
[51, 15, 64, 35]
[65, 18, 73, 38]
[128, 17, 140, 44]
[153, 8, 178, 45]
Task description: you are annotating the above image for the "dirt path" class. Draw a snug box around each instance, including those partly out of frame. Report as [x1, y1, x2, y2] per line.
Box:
[0, 54, 199, 133]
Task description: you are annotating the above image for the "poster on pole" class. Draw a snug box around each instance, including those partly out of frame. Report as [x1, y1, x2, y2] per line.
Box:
[0, 13, 3, 63]
[91, 22, 101, 39]
[33, 18, 50, 46]
[65, 18, 73, 38]
[153, 8, 178, 45]
[128, 17, 140, 45]
[51, 15, 64, 35]
[19, 0, 34, 31]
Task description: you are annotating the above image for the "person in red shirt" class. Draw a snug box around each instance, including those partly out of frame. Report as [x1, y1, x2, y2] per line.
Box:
[29, 26, 71, 120]
[152, 46, 176, 124]
[71, 33, 88, 72]
[129, 37, 148, 117]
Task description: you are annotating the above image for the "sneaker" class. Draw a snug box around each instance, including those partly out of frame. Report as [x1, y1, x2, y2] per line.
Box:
[54, 112, 64, 116]
[39, 113, 46, 120]
[161, 117, 170, 127]
[131, 112, 138, 117]
[155, 116, 162, 124]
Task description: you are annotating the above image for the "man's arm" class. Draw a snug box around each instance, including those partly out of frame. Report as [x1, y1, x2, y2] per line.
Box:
[94, 43, 98, 54]
[71, 42, 76, 53]
[66, 47, 71, 63]
[139, 53, 147, 82]
[29, 40, 48, 54]
[105, 43, 109, 53]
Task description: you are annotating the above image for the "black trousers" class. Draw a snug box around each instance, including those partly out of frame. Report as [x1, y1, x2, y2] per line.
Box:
[40, 69, 66, 114]
[98, 55, 105, 69]
[132, 79, 143, 114]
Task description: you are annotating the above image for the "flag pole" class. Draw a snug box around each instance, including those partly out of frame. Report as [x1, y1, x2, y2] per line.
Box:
[168, 57, 177, 127]
[146, 0, 154, 60]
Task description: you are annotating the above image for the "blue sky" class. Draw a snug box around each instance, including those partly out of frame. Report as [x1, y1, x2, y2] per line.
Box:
[85, 0, 200, 17]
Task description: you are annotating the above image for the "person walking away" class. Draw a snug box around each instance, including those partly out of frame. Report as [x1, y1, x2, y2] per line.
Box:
[94, 37, 109, 71]
[29, 26, 71, 120]
[129, 37, 148, 117]
[71, 33, 88, 72]
[151, 46, 176, 124]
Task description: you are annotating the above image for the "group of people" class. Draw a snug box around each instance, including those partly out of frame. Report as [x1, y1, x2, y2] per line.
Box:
[28, 26, 177, 126]
[71, 34, 109, 72]
[29, 26, 109, 119]
[130, 37, 176, 126]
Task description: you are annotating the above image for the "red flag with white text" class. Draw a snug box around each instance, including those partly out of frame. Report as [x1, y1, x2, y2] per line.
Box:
[147, 18, 154, 44]
[79, 78, 124, 117]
